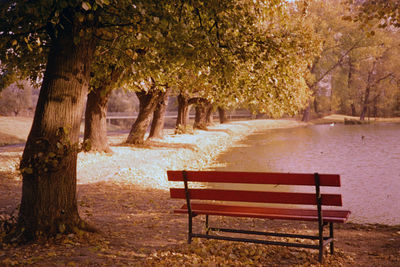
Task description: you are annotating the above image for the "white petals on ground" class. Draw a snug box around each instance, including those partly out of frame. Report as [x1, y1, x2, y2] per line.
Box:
[77, 120, 303, 189]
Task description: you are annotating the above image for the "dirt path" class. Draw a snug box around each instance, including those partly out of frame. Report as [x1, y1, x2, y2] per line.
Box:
[1, 120, 400, 266]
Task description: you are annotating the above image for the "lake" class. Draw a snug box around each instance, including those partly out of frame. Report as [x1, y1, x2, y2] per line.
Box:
[214, 123, 400, 225]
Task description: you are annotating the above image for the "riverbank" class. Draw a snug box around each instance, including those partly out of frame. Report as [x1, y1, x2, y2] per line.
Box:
[309, 114, 400, 125]
[1, 119, 400, 266]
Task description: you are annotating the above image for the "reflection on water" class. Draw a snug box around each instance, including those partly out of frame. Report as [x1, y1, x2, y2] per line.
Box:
[214, 123, 400, 225]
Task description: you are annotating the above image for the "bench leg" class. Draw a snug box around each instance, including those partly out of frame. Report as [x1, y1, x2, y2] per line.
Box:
[188, 213, 193, 244]
[205, 215, 210, 235]
[318, 223, 324, 263]
[330, 222, 334, 254]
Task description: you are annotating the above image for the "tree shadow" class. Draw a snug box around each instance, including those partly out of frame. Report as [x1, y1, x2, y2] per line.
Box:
[114, 140, 198, 151]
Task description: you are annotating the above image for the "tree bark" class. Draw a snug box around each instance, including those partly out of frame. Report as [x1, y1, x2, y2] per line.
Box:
[18, 16, 96, 241]
[176, 92, 190, 131]
[83, 87, 112, 153]
[351, 103, 357, 116]
[360, 60, 376, 121]
[83, 67, 122, 153]
[205, 103, 214, 125]
[193, 101, 208, 130]
[373, 97, 378, 118]
[218, 107, 229, 124]
[313, 97, 319, 115]
[360, 85, 370, 121]
[126, 87, 160, 144]
[148, 87, 170, 139]
[301, 100, 312, 122]
[348, 60, 357, 117]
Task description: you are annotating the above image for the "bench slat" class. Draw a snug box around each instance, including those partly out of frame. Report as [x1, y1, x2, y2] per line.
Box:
[167, 170, 341, 187]
[174, 203, 351, 223]
[170, 188, 343, 206]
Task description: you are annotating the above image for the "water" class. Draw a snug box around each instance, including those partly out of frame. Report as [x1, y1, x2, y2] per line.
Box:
[214, 123, 400, 225]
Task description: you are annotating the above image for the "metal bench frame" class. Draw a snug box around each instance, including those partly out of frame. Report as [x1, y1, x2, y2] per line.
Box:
[169, 170, 350, 263]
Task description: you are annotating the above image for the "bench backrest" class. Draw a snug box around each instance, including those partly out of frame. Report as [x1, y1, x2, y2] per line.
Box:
[168, 170, 343, 207]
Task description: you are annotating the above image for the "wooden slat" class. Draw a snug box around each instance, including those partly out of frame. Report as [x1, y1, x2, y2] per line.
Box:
[167, 170, 341, 187]
[174, 203, 351, 223]
[170, 188, 343, 206]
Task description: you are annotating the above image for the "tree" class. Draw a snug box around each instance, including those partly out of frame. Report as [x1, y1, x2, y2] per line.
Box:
[347, 0, 400, 29]
[0, 80, 35, 116]
[126, 80, 163, 144]
[148, 86, 171, 139]
[0, 0, 144, 241]
[84, 63, 124, 152]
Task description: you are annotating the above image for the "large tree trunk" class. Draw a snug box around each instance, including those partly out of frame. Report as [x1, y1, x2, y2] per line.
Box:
[126, 87, 160, 144]
[218, 107, 229, 124]
[175, 92, 190, 131]
[18, 18, 96, 241]
[83, 87, 112, 153]
[148, 87, 170, 139]
[83, 68, 122, 153]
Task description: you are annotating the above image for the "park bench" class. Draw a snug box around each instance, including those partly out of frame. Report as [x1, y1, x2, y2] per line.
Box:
[167, 170, 351, 263]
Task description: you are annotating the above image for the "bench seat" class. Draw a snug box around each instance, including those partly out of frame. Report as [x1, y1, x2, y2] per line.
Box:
[174, 203, 351, 223]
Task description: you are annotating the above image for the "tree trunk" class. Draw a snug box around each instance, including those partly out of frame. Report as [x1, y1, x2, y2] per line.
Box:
[83, 68, 122, 153]
[126, 88, 160, 144]
[18, 20, 96, 241]
[193, 102, 208, 130]
[360, 61, 375, 121]
[313, 97, 319, 115]
[83, 87, 112, 153]
[218, 107, 229, 124]
[176, 92, 189, 131]
[351, 103, 357, 116]
[360, 86, 370, 121]
[205, 104, 214, 125]
[301, 100, 312, 122]
[148, 87, 170, 139]
[373, 97, 378, 118]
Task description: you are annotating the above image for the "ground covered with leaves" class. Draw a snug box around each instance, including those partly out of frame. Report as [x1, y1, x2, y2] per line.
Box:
[1, 119, 400, 266]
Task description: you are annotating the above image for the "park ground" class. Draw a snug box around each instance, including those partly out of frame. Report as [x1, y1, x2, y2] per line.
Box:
[0, 115, 400, 266]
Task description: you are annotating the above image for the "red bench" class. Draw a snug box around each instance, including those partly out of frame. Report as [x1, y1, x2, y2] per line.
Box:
[167, 170, 351, 263]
